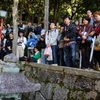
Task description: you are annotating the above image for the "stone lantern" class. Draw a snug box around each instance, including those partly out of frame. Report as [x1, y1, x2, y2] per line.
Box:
[0, 10, 7, 18]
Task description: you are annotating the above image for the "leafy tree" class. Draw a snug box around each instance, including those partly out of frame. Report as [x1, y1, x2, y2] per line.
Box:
[0, 0, 100, 23]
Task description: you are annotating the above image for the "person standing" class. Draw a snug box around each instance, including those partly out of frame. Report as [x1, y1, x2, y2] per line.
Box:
[0, 34, 6, 60]
[78, 16, 92, 69]
[45, 22, 59, 65]
[34, 23, 42, 38]
[16, 32, 27, 59]
[62, 15, 76, 68]
[18, 20, 25, 33]
[89, 11, 100, 69]
[2, 25, 6, 36]
[87, 10, 95, 26]
[25, 22, 34, 38]
[58, 24, 65, 66]
[5, 33, 13, 54]
[27, 31, 38, 57]
[6, 24, 12, 39]
[37, 29, 47, 64]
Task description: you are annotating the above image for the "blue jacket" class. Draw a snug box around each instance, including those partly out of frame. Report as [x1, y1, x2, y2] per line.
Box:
[27, 33, 38, 48]
[34, 26, 42, 35]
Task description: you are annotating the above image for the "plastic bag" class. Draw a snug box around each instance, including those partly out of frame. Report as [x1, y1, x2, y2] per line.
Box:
[44, 47, 52, 56]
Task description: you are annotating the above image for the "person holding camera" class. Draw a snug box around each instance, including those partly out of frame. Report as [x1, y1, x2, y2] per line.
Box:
[27, 31, 38, 57]
[16, 31, 27, 59]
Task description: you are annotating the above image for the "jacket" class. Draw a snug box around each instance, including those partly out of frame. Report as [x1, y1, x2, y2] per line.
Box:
[37, 36, 46, 49]
[1, 38, 6, 51]
[78, 24, 92, 38]
[32, 51, 41, 60]
[17, 37, 27, 50]
[78, 24, 92, 37]
[34, 26, 42, 35]
[94, 27, 100, 35]
[89, 16, 95, 26]
[27, 33, 38, 49]
[45, 29, 59, 46]
[62, 23, 76, 43]
[5, 38, 13, 53]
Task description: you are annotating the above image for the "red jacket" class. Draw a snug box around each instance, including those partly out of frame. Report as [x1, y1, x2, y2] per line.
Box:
[0, 27, 2, 38]
[94, 27, 100, 35]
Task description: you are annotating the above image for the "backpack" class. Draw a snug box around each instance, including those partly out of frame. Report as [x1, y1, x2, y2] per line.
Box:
[19, 56, 29, 61]
[57, 33, 63, 42]
[94, 35, 100, 51]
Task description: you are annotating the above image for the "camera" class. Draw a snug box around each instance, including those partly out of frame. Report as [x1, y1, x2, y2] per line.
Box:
[30, 35, 33, 38]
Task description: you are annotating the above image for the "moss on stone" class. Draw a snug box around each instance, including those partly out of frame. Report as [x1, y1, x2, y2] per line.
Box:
[88, 98, 94, 100]
[59, 81, 64, 87]
[44, 78, 50, 85]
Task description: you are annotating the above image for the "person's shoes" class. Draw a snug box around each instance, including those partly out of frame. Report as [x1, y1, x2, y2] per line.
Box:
[89, 69, 94, 71]
[97, 67, 100, 71]
[52, 64, 58, 66]
[84, 68, 89, 71]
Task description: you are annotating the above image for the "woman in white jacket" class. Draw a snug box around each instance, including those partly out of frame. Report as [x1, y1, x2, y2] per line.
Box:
[16, 31, 27, 59]
[45, 22, 59, 65]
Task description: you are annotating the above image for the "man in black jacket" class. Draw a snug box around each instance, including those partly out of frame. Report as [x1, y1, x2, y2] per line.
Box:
[62, 15, 76, 68]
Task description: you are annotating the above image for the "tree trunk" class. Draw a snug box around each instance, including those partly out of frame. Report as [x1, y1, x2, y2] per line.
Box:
[53, 7, 57, 22]
[12, 0, 19, 54]
[53, 0, 60, 22]
[44, 0, 49, 31]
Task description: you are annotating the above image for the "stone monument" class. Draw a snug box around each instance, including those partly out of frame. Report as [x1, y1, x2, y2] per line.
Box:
[0, 54, 41, 100]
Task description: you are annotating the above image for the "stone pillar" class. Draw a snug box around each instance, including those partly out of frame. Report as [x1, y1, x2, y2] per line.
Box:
[44, 0, 49, 31]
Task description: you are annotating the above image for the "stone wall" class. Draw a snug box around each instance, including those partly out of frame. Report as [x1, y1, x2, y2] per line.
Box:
[17, 62, 100, 100]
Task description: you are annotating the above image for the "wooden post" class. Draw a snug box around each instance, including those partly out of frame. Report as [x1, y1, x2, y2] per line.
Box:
[44, 0, 49, 31]
[12, 0, 19, 54]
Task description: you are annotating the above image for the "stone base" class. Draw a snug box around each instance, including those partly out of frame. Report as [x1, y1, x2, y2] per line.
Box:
[0, 93, 22, 100]
[2, 67, 20, 73]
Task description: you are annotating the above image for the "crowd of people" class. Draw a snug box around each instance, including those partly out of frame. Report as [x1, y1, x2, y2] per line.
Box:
[0, 10, 100, 70]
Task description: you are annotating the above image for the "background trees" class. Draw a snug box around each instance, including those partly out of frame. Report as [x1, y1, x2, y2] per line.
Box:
[0, 0, 100, 23]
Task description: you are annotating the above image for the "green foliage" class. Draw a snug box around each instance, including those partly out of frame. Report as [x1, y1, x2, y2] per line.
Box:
[0, 0, 100, 23]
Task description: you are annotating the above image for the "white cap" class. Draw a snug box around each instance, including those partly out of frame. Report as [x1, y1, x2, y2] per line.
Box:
[41, 29, 46, 36]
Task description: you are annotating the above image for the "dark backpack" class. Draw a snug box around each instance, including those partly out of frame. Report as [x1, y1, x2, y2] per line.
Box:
[19, 56, 29, 61]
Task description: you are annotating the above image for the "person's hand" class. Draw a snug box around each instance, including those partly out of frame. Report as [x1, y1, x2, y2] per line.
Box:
[76, 27, 79, 30]
[22, 39, 24, 42]
[7, 46, 11, 50]
[82, 40, 85, 43]
[0, 46, 2, 49]
[82, 35, 87, 40]
[60, 27, 64, 33]
[29, 32, 32, 35]
[31, 55, 33, 57]
[64, 37, 69, 41]
[17, 41, 21, 44]
[28, 36, 30, 38]
[47, 43, 51, 47]
[40, 38, 44, 41]
[89, 31, 95, 36]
